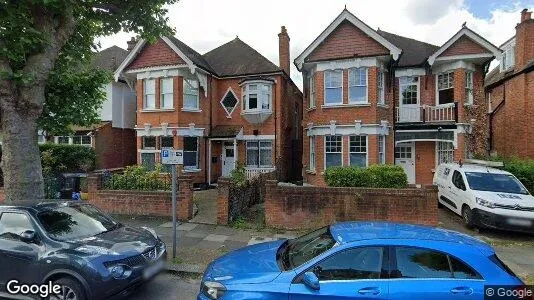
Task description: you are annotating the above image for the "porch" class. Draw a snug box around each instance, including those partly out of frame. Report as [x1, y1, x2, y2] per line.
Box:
[396, 102, 458, 123]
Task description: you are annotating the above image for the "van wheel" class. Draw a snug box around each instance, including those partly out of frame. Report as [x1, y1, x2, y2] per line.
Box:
[48, 277, 86, 300]
[462, 206, 475, 229]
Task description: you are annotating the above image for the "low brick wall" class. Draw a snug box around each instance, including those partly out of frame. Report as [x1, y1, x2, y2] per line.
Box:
[264, 180, 438, 229]
[87, 175, 193, 220]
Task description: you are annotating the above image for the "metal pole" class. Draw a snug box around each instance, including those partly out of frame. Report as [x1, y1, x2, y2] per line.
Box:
[171, 165, 177, 259]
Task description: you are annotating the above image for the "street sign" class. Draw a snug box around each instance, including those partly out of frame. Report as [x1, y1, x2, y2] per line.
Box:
[161, 150, 184, 165]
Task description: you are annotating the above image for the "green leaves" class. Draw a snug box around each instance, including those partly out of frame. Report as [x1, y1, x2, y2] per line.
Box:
[324, 165, 408, 188]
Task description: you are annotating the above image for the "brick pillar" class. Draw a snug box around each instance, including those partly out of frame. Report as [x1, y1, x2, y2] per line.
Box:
[453, 69, 466, 122]
[216, 178, 231, 225]
[177, 175, 193, 221]
[87, 174, 101, 204]
[263, 180, 278, 227]
[424, 185, 439, 226]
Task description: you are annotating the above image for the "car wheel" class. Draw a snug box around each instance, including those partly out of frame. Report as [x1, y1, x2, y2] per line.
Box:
[462, 206, 475, 229]
[48, 277, 86, 300]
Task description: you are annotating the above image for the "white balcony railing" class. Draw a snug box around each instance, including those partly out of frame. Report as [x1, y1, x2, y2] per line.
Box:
[245, 167, 275, 180]
[396, 103, 457, 123]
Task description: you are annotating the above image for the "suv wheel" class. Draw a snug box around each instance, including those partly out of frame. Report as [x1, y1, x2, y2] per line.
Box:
[49, 277, 86, 300]
[462, 206, 475, 228]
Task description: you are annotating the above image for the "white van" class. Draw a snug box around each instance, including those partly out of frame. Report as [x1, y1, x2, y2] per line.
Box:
[434, 161, 534, 233]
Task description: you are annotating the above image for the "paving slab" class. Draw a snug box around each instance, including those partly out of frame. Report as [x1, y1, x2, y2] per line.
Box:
[176, 237, 203, 248]
[184, 231, 209, 239]
[248, 237, 275, 245]
[172, 223, 198, 231]
[204, 234, 229, 242]
[196, 240, 225, 250]
[212, 226, 240, 236]
[226, 231, 255, 243]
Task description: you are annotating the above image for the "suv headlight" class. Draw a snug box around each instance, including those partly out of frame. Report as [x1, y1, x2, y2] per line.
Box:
[201, 281, 226, 299]
[476, 197, 495, 209]
[107, 264, 132, 279]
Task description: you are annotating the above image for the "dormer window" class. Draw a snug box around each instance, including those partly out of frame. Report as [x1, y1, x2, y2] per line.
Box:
[242, 82, 272, 111]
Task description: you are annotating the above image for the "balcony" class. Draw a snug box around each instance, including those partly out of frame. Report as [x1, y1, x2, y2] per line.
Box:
[396, 102, 457, 124]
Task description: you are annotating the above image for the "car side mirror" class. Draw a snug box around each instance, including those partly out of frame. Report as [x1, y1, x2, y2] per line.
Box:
[20, 230, 37, 243]
[303, 272, 320, 290]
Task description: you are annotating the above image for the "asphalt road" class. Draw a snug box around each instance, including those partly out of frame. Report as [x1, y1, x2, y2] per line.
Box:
[128, 273, 201, 300]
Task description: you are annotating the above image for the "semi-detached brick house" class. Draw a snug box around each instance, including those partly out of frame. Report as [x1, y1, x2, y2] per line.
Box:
[114, 27, 302, 185]
[485, 9, 534, 159]
[295, 9, 501, 186]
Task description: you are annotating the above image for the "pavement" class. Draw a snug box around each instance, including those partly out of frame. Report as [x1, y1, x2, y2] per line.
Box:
[129, 273, 200, 300]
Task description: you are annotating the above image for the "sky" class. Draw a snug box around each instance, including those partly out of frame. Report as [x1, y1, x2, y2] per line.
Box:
[98, 0, 534, 90]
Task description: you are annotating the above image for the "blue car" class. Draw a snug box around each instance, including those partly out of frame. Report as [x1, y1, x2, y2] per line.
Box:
[198, 222, 524, 299]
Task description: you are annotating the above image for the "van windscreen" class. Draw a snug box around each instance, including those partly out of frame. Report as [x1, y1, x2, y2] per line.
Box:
[465, 172, 529, 195]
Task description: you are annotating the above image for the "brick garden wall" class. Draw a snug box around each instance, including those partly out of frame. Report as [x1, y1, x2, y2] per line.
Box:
[87, 174, 193, 220]
[264, 180, 438, 230]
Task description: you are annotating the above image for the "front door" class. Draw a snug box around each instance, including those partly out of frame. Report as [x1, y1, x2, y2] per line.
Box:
[395, 143, 415, 184]
[222, 145, 235, 176]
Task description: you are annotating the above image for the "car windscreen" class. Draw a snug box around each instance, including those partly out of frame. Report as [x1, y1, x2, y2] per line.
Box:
[465, 172, 529, 195]
[280, 226, 336, 270]
[36, 204, 119, 240]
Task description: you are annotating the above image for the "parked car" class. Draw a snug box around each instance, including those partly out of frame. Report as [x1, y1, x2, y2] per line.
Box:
[0, 201, 166, 300]
[198, 221, 524, 300]
[434, 162, 534, 233]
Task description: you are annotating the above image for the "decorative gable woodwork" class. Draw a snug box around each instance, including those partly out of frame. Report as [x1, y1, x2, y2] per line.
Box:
[127, 39, 186, 70]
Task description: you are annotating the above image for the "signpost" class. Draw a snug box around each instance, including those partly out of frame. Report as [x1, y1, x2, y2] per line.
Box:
[161, 149, 183, 259]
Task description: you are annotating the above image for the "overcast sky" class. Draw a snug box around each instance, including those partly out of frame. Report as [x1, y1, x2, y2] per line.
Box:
[98, 0, 534, 89]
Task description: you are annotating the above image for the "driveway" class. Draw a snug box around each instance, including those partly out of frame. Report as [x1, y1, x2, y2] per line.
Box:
[190, 188, 218, 224]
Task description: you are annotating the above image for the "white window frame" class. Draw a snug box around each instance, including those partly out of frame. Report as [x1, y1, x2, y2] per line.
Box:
[72, 135, 92, 146]
[242, 82, 273, 112]
[377, 71, 385, 105]
[246, 140, 273, 168]
[309, 136, 316, 171]
[436, 72, 454, 105]
[143, 78, 156, 109]
[324, 135, 343, 169]
[309, 74, 316, 108]
[436, 141, 454, 166]
[183, 78, 200, 111]
[183, 136, 199, 170]
[160, 77, 174, 109]
[465, 71, 474, 105]
[501, 43, 515, 71]
[349, 67, 368, 104]
[399, 76, 419, 106]
[349, 135, 368, 167]
[324, 70, 343, 105]
[378, 135, 385, 164]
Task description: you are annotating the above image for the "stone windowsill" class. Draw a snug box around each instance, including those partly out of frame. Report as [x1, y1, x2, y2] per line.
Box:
[140, 108, 175, 113]
[321, 103, 371, 109]
[181, 108, 202, 113]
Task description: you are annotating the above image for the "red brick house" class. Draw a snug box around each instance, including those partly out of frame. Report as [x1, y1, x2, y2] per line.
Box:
[295, 9, 501, 186]
[114, 27, 302, 185]
[486, 9, 534, 159]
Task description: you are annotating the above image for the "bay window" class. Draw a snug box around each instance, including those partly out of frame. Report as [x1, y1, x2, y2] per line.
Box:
[349, 135, 367, 167]
[324, 70, 342, 105]
[325, 135, 342, 168]
[183, 79, 199, 110]
[143, 78, 156, 109]
[160, 77, 174, 109]
[246, 141, 272, 167]
[242, 83, 272, 111]
[349, 68, 368, 103]
[183, 137, 199, 169]
[437, 72, 454, 105]
[465, 71, 474, 105]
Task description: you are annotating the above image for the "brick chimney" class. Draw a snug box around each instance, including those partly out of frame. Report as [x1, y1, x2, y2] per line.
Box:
[515, 9, 534, 70]
[278, 26, 290, 76]
[127, 37, 137, 52]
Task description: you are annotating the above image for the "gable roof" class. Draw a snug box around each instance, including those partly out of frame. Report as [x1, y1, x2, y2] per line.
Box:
[166, 36, 215, 73]
[294, 9, 402, 70]
[428, 26, 501, 65]
[377, 30, 439, 67]
[92, 46, 129, 72]
[203, 37, 281, 77]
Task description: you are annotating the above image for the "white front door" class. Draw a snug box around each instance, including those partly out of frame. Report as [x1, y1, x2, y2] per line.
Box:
[395, 142, 415, 184]
[222, 145, 235, 176]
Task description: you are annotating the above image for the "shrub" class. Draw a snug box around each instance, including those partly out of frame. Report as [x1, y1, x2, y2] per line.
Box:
[103, 164, 171, 191]
[39, 143, 96, 176]
[324, 164, 408, 188]
[230, 163, 246, 186]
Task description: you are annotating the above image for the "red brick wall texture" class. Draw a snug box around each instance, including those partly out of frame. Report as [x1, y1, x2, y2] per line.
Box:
[264, 180, 438, 230]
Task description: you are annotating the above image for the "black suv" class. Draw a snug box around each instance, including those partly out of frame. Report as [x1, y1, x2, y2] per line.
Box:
[0, 201, 166, 299]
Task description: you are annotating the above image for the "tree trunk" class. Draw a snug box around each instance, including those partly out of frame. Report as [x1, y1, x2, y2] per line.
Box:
[0, 85, 44, 204]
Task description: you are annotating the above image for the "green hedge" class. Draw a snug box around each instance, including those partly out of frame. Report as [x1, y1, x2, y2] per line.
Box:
[324, 164, 408, 188]
[40, 143, 96, 176]
[103, 165, 171, 191]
